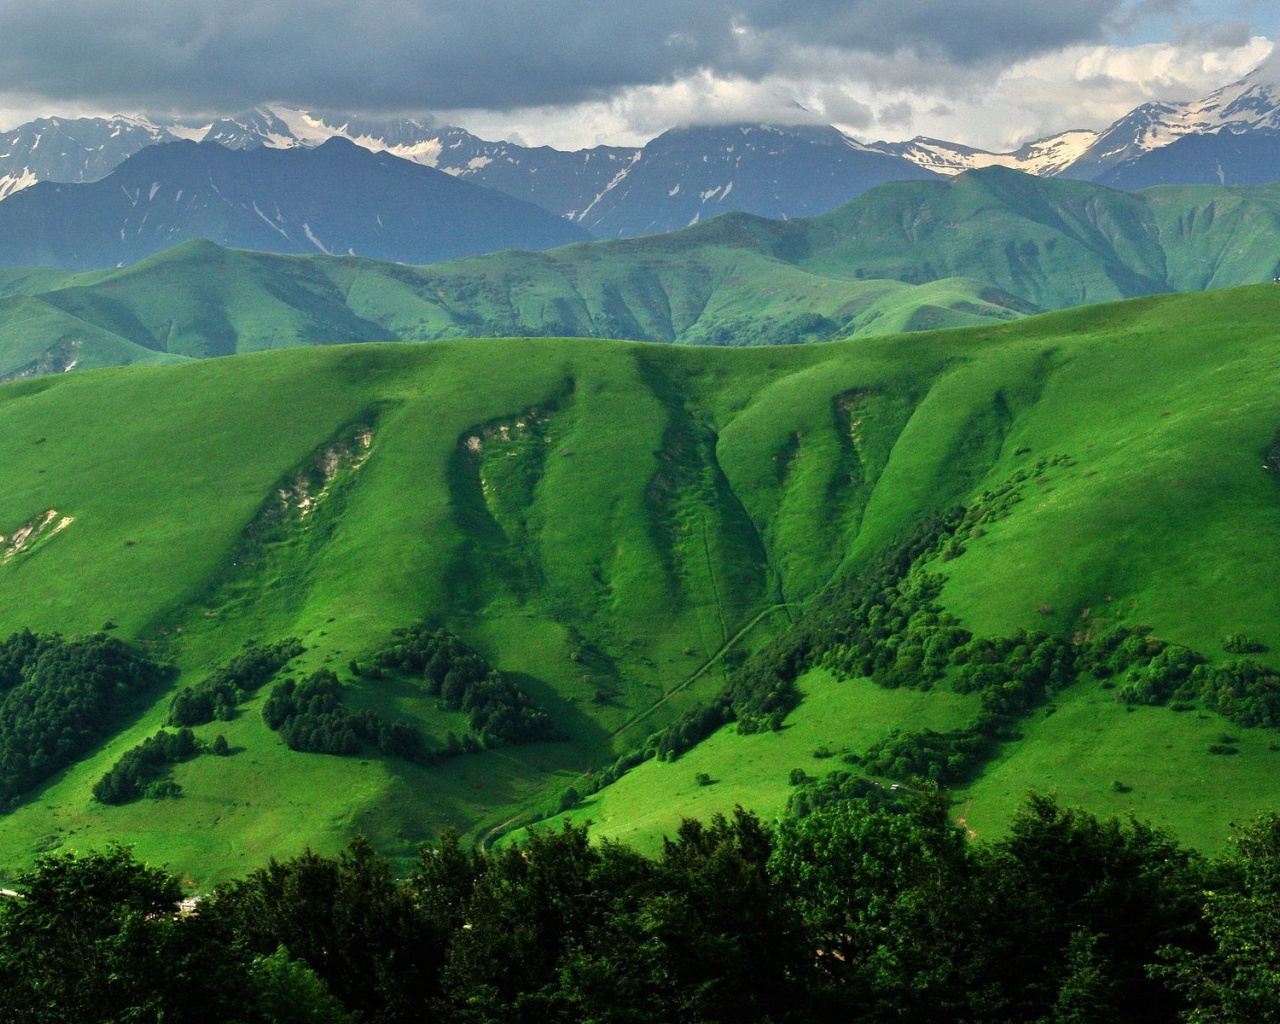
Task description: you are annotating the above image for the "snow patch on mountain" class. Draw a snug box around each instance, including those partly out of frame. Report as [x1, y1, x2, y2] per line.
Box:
[883, 45, 1280, 180]
[0, 170, 38, 201]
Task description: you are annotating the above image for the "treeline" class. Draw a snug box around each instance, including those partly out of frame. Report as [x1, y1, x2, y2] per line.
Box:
[168, 639, 304, 726]
[5, 792, 1280, 1023]
[92, 728, 229, 805]
[369, 625, 556, 747]
[0, 630, 169, 808]
[262, 669, 427, 761]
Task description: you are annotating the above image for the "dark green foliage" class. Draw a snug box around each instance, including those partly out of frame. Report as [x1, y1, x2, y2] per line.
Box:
[261, 670, 427, 761]
[168, 638, 304, 727]
[246, 947, 359, 1024]
[7, 796, 1280, 1024]
[0, 844, 251, 1024]
[0, 630, 168, 807]
[442, 810, 809, 1024]
[202, 835, 444, 1024]
[770, 786, 978, 1022]
[1114, 642, 1203, 706]
[786, 770, 911, 818]
[860, 726, 990, 784]
[977, 794, 1209, 1024]
[1223, 633, 1266, 654]
[372, 625, 555, 746]
[92, 727, 200, 805]
[1156, 813, 1280, 1022]
[952, 632, 1078, 719]
[1195, 659, 1280, 727]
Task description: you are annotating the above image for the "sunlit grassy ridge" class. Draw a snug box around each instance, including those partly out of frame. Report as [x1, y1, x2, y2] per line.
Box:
[0, 283, 1277, 879]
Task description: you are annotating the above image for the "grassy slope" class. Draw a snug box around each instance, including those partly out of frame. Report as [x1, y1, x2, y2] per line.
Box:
[1, 284, 1279, 877]
[524, 284, 1280, 853]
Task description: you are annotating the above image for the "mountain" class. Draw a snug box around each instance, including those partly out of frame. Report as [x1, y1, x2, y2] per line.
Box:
[557, 123, 941, 237]
[872, 44, 1280, 183]
[0, 109, 937, 240]
[873, 129, 1101, 177]
[5, 167, 1280, 377]
[0, 115, 177, 201]
[0, 238, 1032, 379]
[1094, 128, 1280, 189]
[2, 39, 1277, 234]
[1059, 46, 1280, 181]
[0, 137, 590, 270]
[0, 285, 1278, 879]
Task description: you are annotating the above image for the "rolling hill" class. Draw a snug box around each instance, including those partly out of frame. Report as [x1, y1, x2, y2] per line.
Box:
[0, 284, 1277, 882]
[3, 167, 1280, 381]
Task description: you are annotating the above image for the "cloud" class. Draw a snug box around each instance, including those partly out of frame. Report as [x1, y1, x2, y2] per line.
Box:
[876, 101, 915, 129]
[0, 0, 1131, 114]
[436, 30, 1272, 152]
[815, 89, 875, 131]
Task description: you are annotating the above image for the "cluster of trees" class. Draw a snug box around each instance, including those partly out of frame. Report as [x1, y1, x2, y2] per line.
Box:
[0, 630, 168, 808]
[371, 625, 556, 746]
[1192, 659, 1280, 727]
[168, 639, 305, 727]
[851, 726, 990, 785]
[262, 670, 426, 761]
[92, 728, 227, 805]
[4, 792, 1280, 1023]
[785, 769, 908, 818]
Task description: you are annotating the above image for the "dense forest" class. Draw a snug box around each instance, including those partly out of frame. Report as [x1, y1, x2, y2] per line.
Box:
[1, 790, 1277, 1023]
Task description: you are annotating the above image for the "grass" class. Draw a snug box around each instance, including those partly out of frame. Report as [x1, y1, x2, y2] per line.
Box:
[0, 284, 1279, 877]
[954, 678, 1280, 852]
[513, 667, 978, 855]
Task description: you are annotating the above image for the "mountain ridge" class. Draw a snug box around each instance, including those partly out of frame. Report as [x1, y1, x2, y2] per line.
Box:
[2, 45, 1276, 238]
[0, 137, 590, 271]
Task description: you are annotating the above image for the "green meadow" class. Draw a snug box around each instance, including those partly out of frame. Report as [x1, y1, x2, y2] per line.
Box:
[0, 283, 1278, 878]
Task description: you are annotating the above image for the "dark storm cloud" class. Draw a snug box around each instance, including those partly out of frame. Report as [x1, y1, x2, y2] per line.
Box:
[0, 0, 1127, 113]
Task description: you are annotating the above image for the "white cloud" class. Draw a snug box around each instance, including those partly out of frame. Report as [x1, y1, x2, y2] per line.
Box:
[438, 33, 1272, 153]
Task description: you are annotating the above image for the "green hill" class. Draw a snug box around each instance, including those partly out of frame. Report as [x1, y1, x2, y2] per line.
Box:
[4, 169, 1280, 380]
[0, 237, 1031, 380]
[0, 284, 1279, 880]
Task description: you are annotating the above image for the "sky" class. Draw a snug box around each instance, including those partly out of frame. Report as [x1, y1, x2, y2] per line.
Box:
[0, 0, 1273, 152]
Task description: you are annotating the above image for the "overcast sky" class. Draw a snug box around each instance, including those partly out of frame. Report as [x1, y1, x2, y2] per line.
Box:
[0, 0, 1273, 151]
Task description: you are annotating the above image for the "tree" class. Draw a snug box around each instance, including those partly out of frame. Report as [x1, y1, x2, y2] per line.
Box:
[1157, 812, 1280, 1022]
[0, 844, 245, 1023]
[204, 836, 445, 1023]
[247, 946, 358, 1024]
[978, 793, 1205, 1024]
[769, 785, 977, 1023]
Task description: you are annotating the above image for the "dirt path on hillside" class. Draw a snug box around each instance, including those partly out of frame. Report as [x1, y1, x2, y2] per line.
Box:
[478, 602, 796, 849]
